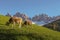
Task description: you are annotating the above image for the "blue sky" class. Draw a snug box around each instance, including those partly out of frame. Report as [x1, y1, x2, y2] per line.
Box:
[0, 0, 60, 17]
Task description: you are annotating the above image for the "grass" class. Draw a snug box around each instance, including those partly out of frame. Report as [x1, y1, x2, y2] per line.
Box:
[0, 15, 60, 40]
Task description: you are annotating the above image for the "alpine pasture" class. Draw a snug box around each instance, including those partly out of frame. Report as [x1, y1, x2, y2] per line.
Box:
[0, 15, 60, 40]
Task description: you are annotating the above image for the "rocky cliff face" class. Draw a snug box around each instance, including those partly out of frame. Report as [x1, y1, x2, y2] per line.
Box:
[32, 14, 52, 23]
[5, 13, 11, 17]
[13, 12, 30, 20]
[32, 14, 60, 23]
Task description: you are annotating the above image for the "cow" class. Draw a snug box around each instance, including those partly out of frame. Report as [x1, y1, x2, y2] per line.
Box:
[6, 16, 23, 28]
[23, 19, 32, 26]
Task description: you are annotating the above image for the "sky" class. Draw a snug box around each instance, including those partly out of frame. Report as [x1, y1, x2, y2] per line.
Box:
[0, 0, 60, 17]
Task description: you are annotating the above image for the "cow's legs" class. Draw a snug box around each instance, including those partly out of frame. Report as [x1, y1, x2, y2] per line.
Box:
[12, 24, 13, 28]
[12, 22, 15, 29]
[19, 22, 21, 28]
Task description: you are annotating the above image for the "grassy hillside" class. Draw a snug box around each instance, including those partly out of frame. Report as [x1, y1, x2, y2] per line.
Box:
[0, 15, 60, 40]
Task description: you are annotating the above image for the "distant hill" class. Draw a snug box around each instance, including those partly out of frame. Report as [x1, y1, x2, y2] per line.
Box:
[0, 15, 60, 40]
[43, 19, 60, 31]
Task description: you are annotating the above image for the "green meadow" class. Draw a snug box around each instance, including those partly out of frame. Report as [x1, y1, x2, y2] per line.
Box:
[0, 15, 60, 40]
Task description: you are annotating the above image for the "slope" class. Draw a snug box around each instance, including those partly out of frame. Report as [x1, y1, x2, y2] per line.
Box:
[0, 15, 60, 40]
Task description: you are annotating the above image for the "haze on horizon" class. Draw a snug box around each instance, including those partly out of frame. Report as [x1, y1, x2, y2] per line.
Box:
[0, 0, 60, 17]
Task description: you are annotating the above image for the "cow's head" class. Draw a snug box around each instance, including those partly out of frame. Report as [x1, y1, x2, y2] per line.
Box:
[5, 22, 10, 26]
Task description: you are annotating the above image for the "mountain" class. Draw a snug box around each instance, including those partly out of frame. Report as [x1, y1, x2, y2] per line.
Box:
[5, 13, 11, 17]
[0, 15, 60, 40]
[54, 16, 60, 20]
[13, 12, 31, 20]
[32, 14, 60, 25]
[43, 19, 60, 31]
[32, 14, 53, 23]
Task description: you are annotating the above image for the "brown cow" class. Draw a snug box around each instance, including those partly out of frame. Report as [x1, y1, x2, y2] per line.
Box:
[6, 16, 22, 28]
[23, 19, 32, 25]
